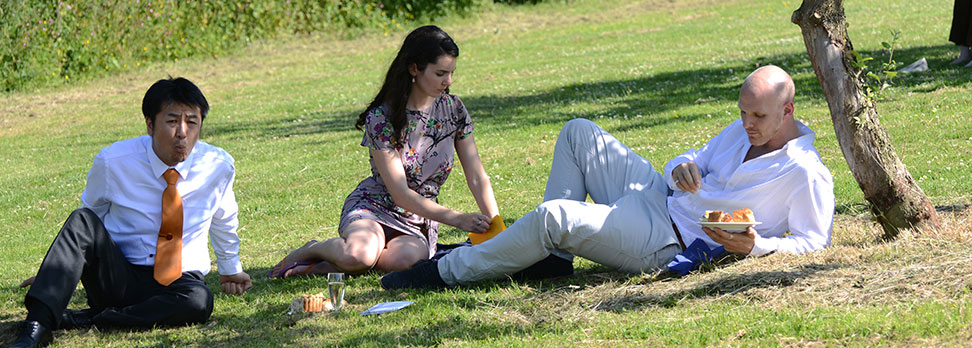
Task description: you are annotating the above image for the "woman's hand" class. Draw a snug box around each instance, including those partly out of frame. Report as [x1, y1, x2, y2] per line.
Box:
[454, 213, 491, 234]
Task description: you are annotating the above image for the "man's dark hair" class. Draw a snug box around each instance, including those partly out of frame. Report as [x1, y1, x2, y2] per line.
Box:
[141, 77, 209, 123]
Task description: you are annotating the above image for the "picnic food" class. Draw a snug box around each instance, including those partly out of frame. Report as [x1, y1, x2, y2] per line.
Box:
[705, 208, 756, 223]
[290, 293, 334, 313]
[732, 208, 755, 222]
[705, 210, 733, 222]
[304, 293, 323, 312]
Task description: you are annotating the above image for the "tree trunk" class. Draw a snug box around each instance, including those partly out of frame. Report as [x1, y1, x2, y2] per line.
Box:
[791, 0, 938, 239]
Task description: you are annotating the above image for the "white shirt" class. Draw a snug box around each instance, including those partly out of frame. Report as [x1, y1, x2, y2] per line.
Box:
[80, 135, 243, 275]
[664, 119, 834, 256]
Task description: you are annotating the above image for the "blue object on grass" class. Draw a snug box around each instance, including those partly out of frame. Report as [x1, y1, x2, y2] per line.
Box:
[361, 301, 415, 316]
[667, 239, 726, 275]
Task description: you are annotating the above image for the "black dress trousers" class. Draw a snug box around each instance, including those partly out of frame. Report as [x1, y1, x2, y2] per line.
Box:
[25, 208, 214, 329]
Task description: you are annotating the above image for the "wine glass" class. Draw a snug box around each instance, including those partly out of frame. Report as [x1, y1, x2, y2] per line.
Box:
[327, 273, 345, 310]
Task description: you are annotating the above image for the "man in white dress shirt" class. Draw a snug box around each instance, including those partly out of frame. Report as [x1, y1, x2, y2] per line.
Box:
[13, 77, 252, 347]
[381, 65, 835, 289]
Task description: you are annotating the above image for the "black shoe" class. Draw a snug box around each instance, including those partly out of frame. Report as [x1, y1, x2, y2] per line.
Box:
[59, 308, 99, 330]
[10, 320, 53, 348]
[380, 259, 448, 290]
[512, 254, 574, 281]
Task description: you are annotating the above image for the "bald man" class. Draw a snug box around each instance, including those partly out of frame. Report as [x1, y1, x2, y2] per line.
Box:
[382, 65, 835, 289]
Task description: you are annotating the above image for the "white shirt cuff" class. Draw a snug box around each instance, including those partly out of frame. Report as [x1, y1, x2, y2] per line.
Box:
[749, 235, 776, 256]
[217, 257, 244, 276]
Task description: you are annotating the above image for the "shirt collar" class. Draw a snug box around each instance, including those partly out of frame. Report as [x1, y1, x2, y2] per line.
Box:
[144, 136, 194, 180]
[785, 120, 818, 155]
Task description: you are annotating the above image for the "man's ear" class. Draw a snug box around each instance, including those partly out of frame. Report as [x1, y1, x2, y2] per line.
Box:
[145, 117, 154, 136]
[783, 100, 794, 118]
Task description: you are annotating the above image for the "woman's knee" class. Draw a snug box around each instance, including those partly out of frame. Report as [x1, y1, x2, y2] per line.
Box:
[379, 249, 426, 272]
[379, 256, 424, 272]
[376, 236, 428, 271]
[333, 250, 378, 272]
[335, 221, 384, 271]
[335, 234, 382, 271]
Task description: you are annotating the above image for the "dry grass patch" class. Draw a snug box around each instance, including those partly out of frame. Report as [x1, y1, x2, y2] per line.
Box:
[496, 206, 972, 319]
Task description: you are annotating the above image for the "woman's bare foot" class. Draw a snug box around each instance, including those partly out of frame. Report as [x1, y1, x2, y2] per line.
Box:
[283, 261, 342, 278]
[268, 240, 322, 278]
[951, 46, 971, 65]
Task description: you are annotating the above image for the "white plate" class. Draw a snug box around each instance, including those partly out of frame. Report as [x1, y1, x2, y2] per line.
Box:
[696, 221, 762, 232]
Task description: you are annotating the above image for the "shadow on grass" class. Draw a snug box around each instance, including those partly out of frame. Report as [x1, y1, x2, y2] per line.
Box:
[185, 271, 559, 346]
[888, 44, 972, 90]
[593, 263, 844, 312]
[336, 317, 534, 346]
[0, 316, 22, 347]
[1, 284, 29, 346]
[205, 44, 968, 145]
[836, 202, 970, 216]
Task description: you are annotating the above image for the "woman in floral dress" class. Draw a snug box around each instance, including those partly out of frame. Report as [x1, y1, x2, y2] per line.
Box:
[269, 25, 499, 277]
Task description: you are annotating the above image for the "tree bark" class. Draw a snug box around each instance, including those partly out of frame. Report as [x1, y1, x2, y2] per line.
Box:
[791, 0, 938, 239]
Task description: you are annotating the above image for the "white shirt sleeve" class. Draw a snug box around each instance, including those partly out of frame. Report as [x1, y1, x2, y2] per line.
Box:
[80, 153, 111, 219]
[750, 174, 835, 256]
[664, 126, 723, 191]
[209, 167, 243, 275]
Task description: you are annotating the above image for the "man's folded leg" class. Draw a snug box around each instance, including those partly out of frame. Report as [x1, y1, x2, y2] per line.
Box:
[436, 199, 604, 285]
[24, 208, 129, 331]
[383, 198, 623, 289]
[23, 207, 214, 332]
[381, 200, 588, 289]
[443, 192, 679, 285]
[383, 190, 680, 290]
[564, 191, 681, 274]
[90, 270, 214, 330]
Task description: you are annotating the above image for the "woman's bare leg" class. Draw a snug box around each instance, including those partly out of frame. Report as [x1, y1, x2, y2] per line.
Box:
[271, 219, 386, 277]
[374, 234, 429, 272]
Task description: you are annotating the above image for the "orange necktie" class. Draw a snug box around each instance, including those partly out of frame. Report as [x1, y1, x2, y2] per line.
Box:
[154, 168, 183, 286]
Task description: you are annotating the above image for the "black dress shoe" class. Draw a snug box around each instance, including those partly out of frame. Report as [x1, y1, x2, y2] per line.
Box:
[380, 259, 448, 290]
[10, 320, 52, 348]
[60, 308, 99, 330]
[512, 254, 574, 281]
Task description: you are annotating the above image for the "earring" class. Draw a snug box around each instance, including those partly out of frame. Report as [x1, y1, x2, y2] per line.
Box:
[411, 77, 415, 83]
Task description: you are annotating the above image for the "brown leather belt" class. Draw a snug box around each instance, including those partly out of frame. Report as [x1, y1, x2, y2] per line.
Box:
[671, 220, 686, 250]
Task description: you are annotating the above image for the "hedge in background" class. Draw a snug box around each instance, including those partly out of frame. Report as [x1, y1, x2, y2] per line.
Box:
[0, 0, 486, 93]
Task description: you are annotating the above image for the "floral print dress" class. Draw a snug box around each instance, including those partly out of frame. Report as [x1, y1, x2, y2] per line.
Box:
[339, 94, 474, 257]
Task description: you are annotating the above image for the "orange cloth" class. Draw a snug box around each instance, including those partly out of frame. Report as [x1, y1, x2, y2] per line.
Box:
[154, 169, 183, 286]
[469, 215, 506, 245]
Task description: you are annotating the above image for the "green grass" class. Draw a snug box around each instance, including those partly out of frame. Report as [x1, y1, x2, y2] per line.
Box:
[2, 0, 971, 346]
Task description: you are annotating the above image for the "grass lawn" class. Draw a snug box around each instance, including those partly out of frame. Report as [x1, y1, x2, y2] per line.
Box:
[2, 0, 971, 346]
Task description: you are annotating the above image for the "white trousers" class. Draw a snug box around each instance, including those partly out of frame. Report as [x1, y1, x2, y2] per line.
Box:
[438, 119, 681, 285]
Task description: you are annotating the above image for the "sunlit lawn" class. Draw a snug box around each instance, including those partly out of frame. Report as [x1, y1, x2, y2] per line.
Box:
[1, 0, 970, 346]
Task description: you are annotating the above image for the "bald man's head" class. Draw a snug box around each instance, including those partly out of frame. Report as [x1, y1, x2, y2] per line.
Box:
[740, 65, 795, 108]
[737, 65, 801, 150]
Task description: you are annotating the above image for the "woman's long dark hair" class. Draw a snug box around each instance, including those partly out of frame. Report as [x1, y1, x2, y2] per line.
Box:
[355, 25, 460, 148]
